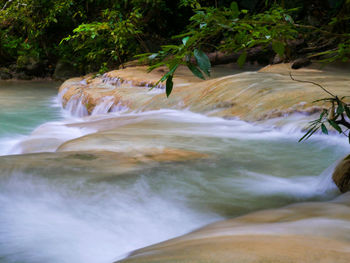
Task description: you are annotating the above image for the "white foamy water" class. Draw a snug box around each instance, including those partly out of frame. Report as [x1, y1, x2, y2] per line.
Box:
[0, 173, 218, 263]
[0, 81, 349, 263]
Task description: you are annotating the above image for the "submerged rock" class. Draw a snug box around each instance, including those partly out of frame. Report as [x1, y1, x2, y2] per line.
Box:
[0, 149, 208, 179]
[333, 155, 350, 193]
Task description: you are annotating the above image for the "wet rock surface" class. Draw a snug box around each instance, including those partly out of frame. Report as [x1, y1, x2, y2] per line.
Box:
[118, 193, 350, 263]
[0, 149, 208, 179]
[58, 63, 350, 122]
[333, 155, 350, 193]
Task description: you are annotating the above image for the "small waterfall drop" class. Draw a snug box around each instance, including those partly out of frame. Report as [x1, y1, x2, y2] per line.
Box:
[316, 157, 342, 194]
[65, 95, 89, 117]
[91, 96, 115, 115]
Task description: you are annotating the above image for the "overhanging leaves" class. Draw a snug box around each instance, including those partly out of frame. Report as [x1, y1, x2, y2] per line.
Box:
[187, 62, 205, 79]
[194, 49, 211, 77]
[237, 51, 247, 67]
[272, 41, 285, 57]
[166, 75, 173, 97]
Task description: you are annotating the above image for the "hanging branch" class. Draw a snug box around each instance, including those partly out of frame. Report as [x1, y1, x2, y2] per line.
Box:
[290, 72, 350, 142]
[289, 72, 336, 97]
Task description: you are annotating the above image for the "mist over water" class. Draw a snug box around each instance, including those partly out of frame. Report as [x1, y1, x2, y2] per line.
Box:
[0, 173, 218, 263]
[0, 81, 349, 263]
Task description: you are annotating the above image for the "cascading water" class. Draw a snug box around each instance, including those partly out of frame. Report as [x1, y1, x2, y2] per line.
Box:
[59, 85, 129, 117]
[65, 94, 89, 117]
[0, 80, 349, 263]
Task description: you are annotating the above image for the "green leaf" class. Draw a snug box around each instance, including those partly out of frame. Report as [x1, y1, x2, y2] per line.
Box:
[166, 75, 173, 97]
[230, 2, 240, 18]
[319, 109, 327, 120]
[284, 14, 294, 23]
[187, 63, 205, 80]
[148, 61, 167, 72]
[328, 120, 342, 133]
[160, 64, 178, 82]
[321, 123, 328, 134]
[336, 101, 344, 114]
[182, 36, 190, 46]
[148, 53, 158, 60]
[299, 125, 319, 142]
[237, 51, 247, 67]
[194, 49, 211, 76]
[272, 41, 285, 57]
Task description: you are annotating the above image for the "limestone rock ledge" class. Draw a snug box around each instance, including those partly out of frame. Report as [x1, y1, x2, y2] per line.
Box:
[0, 149, 208, 179]
[117, 193, 350, 263]
[58, 63, 350, 122]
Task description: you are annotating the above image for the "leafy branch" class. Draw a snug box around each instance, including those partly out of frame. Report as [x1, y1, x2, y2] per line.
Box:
[289, 73, 350, 143]
[138, 2, 350, 97]
[140, 3, 300, 97]
[137, 36, 211, 97]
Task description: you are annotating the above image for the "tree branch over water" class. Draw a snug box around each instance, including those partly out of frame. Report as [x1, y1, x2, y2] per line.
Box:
[289, 72, 336, 97]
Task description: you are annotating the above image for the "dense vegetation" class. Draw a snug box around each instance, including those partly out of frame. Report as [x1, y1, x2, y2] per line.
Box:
[0, 0, 195, 77]
[0, 0, 349, 80]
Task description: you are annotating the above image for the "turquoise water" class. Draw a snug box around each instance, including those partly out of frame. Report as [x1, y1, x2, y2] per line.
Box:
[0, 81, 62, 154]
[0, 81, 61, 137]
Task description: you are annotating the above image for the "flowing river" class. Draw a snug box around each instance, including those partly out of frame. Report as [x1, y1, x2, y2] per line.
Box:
[0, 79, 349, 263]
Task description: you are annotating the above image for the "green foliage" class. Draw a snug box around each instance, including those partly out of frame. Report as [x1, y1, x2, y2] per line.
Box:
[0, 0, 349, 79]
[137, 34, 211, 96]
[0, 0, 71, 63]
[0, 0, 194, 72]
[61, 8, 143, 71]
[289, 75, 350, 143]
[140, 3, 299, 96]
[139, 1, 350, 97]
[194, 49, 211, 76]
[299, 96, 350, 143]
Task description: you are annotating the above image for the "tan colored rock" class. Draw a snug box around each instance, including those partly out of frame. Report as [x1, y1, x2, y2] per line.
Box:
[58, 63, 350, 122]
[0, 149, 208, 179]
[333, 155, 350, 193]
[118, 194, 350, 263]
[120, 236, 350, 263]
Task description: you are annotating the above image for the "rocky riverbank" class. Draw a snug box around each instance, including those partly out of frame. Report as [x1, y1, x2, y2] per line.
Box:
[58, 63, 350, 122]
[0, 59, 82, 81]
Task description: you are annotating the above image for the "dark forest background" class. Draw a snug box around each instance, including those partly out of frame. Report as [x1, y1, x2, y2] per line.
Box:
[0, 0, 349, 79]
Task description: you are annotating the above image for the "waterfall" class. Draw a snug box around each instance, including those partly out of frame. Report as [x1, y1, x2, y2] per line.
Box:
[91, 96, 115, 115]
[65, 95, 89, 117]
